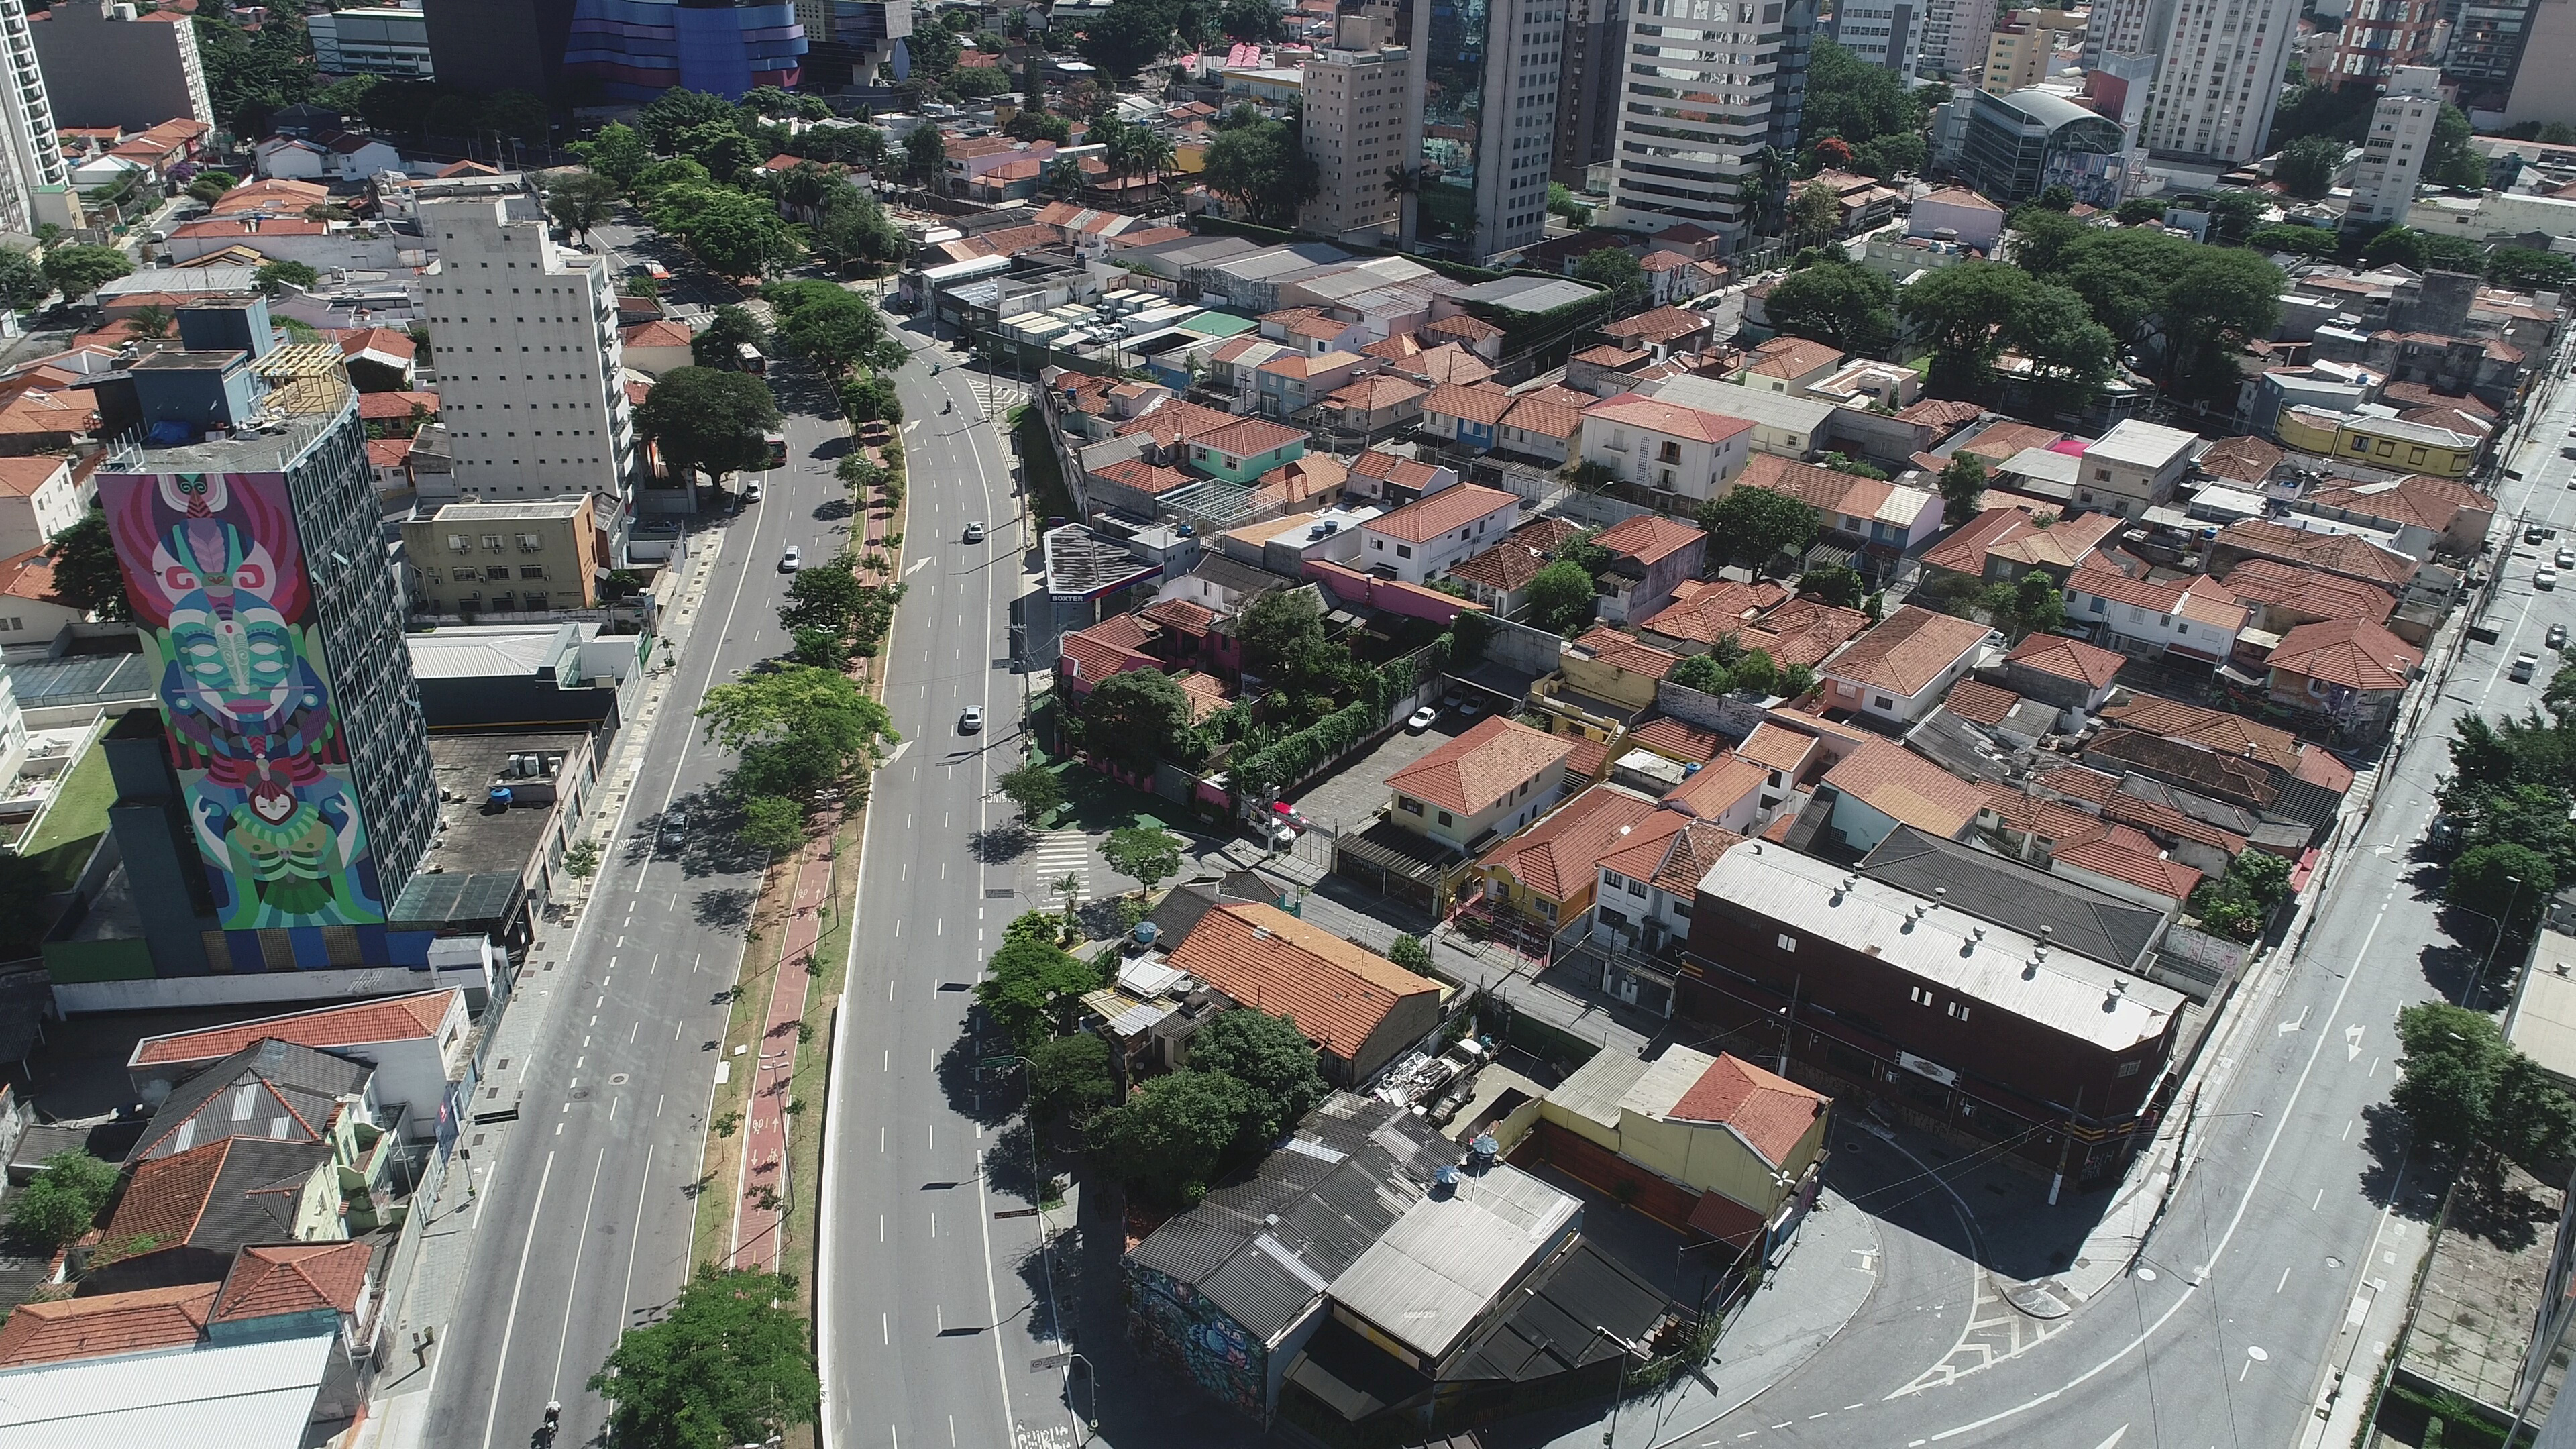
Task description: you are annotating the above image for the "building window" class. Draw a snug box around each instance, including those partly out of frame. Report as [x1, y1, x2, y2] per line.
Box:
[1776, 933, 1797, 952]
[1397, 796, 1424, 815]
[1436, 809, 1454, 827]
[2117, 1059, 2142, 1077]
[1873, 694, 1895, 710]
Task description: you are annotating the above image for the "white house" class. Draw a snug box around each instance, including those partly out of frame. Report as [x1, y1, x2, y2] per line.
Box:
[1638, 373, 1834, 461]
[1818, 606, 2002, 727]
[1358, 482, 1522, 584]
[2076, 421, 2202, 517]
[2064, 561, 2249, 667]
[1576, 392, 1756, 506]
[0, 455, 86, 559]
[255, 131, 400, 180]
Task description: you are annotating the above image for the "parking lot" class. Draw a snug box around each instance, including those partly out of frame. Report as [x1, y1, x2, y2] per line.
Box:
[1276, 708, 1480, 844]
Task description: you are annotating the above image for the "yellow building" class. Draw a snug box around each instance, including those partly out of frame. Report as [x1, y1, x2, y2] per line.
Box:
[1475, 782, 1664, 927]
[2276, 406, 2479, 478]
[1529, 627, 1685, 738]
[1982, 7, 2089, 92]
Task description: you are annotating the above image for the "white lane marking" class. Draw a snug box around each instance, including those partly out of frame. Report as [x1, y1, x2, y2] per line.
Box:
[475, 1149, 557, 1449]
[549, 1150, 610, 1397]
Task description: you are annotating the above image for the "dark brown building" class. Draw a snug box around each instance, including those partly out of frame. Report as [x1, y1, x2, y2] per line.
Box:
[1676, 839, 2186, 1188]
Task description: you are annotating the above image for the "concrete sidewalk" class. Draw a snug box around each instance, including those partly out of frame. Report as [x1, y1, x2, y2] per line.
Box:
[352, 529, 733, 1449]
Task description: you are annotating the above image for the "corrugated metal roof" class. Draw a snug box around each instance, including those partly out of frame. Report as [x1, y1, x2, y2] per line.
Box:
[0, 1330, 334, 1447]
[1328, 1166, 1579, 1361]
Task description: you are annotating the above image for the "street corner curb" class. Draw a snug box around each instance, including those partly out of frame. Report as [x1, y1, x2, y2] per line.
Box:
[1999, 1278, 2076, 1320]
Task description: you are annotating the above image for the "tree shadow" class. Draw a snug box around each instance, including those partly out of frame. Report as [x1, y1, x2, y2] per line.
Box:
[2356, 1101, 2416, 1208]
[2402, 859, 2451, 903]
[692, 887, 756, 932]
[970, 823, 1034, 863]
[812, 496, 856, 522]
[2448, 1161, 2561, 1253]
[936, 1028, 1019, 1129]
[1074, 897, 1135, 942]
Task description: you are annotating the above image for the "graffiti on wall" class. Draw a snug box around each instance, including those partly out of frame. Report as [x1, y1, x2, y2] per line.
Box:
[101, 469, 391, 935]
[1125, 1265, 1266, 1415]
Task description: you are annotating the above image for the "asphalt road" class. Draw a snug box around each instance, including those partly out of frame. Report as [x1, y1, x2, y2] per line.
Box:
[1680, 358, 2576, 1449]
[815, 320, 1077, 1449]
[415, 348, 856, 1444]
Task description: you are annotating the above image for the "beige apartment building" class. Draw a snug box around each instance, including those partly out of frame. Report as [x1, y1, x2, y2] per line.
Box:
[1298, 13, 1410, 244]
[405, 496, 602, 618]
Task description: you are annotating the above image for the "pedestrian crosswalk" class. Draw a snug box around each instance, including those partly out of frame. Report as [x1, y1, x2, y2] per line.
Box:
[967, 376, 1027, 417]
[1032, 830, 1093, 904]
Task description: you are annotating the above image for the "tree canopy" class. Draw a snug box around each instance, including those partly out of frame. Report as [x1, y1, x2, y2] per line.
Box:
[1089, 1069, 1256, 1205]
[1202, 116, 1318, 228]
[1102, 825, 1184, 897]
[590, 1265, 819, 1448]
[1695, 487, 1820, 575]
[1076, 669, 1200, 773]
[44, 509, 129, 623]
[5, 1150, 115, 1250]
[635, 368, 781, 485]
[977, 930, 1106, 1051]
[1186, 1010, 1328, 1146]
[2272, 136, 2343, 200]
[2392, 1002, 2576, 1169]
[41, 244, 130, 301]
[1765, 259, 1896, 356]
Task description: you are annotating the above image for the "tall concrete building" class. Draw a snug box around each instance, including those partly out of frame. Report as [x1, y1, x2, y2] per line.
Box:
[1605, 0, 1812, 248]
[1403, 0, 1562, 262]
[91, 296, 441, 981]
[2080, 0, 2178, 70]
[1829, 0, 1923, 78]
[2328, 0, 2447, 87]
[793, 0, 909, 89]
[1553, 0, 1624, 187]
[307, 6, 436, 79]
[2506, 0, 2576, 129]
[2345, 64, 2443, 228]
[30, 1, 212, 131]
[2449, 0, 2539, 112]
[1300, 14, 1411, 244]
[2139, 0, 2300, 165]
[420, 197, 637, 518]
[0, 0, 68, 239]
[1921, 0, 2000, 79]
[1981, 5, 2086, 90]
[423, 0, 577, 99]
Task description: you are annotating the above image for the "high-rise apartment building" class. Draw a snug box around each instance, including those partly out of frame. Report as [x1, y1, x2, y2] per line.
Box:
[2345, 64, 2443, 227]
[1301, 15, 1411, 244]
[307, 6, 437, 79]
[95, 297, 439, 974]
[1829, 0, 1923, 76]
[0, 0, 67, 239]
[792, 0, 909, 88]
[1553, 0, 1625, 186]
[421, 196, 637, 516]
[563, 0, 807, 101]
[2139, 0, 2300, 165]
[30, 1, 213, 131]
[1921, 0, 1999, 78]
[2327, 0, 2447, 87]
[2080, 0, 2178, 69]
[1606, 0, 1811, 248]
[2449, 0, 2538, 112]
[1404, 0, 1562, 262]
[1981, 5, 2086, 89]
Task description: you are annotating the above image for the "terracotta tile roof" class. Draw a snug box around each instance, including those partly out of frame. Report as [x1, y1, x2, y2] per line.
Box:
[1350, 449, 1445, 491]
[337, 325, 415, 362]
[1638, 248, 1695, 272]
[1164, 903, 1438, 1063]
[2055, 838, 2202, 901]
[1421, 381, 1516, 426]
[2304, 474, 2493, 534]
[1385, 714, 1575, 816]
[0, 386, 95, 437]
[1111, 398, 1238, 446]
[2296, 747, 2356, 794]
[0, 456, 65, 497]
[2035, 762, 2120, 806]
[1954, 421, 2065, 464]
[2267, 617, 2422, 692]
[358, 390, 439, 420]
[1138, 597, 1216, 633]
[1255, 454, 1348, 506]
[1735, 720, 1820, 777]
[1566, 735, 1612, 781]
[1664, 1055, 1828, 1166]
[2068, 561, 2249, 631]
[1638, 578, 1788, 645]
[1741, 335, 1841, 378]
[213, 1241, 372, 1323]
[1982, 510, 2125, 573]
[620, 319, 694, 350]
[1821, 738, 1986, 837]
[1409, 344, 1497, 387]
[2219, 558, 2396, 624]
[1170, 668, 1233, 723]
[1628, 716, 1727, 765]
[1571, 343, 1648, 369]
[2100, 791, 2249, 857]
[1603, 305, 1715, 347]
[1827, 606, 1996, 697]
[1569, 626, 1682, 681]
[1593, 513, 1704, 568]
[1739, 598, 1871, 669]
[2195, 434, 2284, 484]
[1479, 783, 1662, 900]
[1059, 614, 1162, 684]
[1733, 453, 1926, 525]
[1450, 535, 1556, 592]
[1914, 186, 2004, 213]
[0, 547, 64, 608]
[1181, 415, 1307, 458]
[1895, 398, 1984, 429]
[1262, 306, 1348, 341]
[0, 1282, 220, 1366]
[106, 1139, 234, 1247]
[366, 438, 413, 468]
[1662, 752, 1770, 821]
[1584, 391, 1754, 445]
[1360, 333, 1427, 362]
[2214, 519, 2416, 589]
[1256, 348, 1364, 380]
[1424, 313, 1504, 343]
[1607, 812, 1744, 895]
[2094, 696, 2301, 773]
[1326, 374, 1427, 411]
[131, 993, 458, 1069]
[1919, 504, 2039, 576]
[1944, 678, 2021, 726]
[1499, 392, 1584, 439]
[1367, 482, 1519, 543]
[2006, 631, 2127, 690]
[1090, 457, 1192, 496]
[2379, 381, 2496, 417]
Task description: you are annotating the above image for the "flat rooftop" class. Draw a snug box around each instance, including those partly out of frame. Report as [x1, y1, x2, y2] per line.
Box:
[1328, 1163, 1578, 1363]
[417, 731, 588, 879]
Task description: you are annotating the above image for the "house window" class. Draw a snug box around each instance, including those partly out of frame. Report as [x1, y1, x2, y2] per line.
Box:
[1396, 544, 1413, 559]
[1671, 900, 1690, 918]
[1436, 809, 1454, 827]
[1397, 796, 1424, 815]
[1627, 877, 1647, 897]
[1947, 1001, 1970, 1020]
[1657, 440, 1682, 464]
[2088, 595, 2106, 614]
[1873, 694, 1895, 710]
[1603, 871, 1631, 892]
[1599, 905, 1630, 928]
[2094, 468, 2110, 482]
[2117, 1059, 2143, 1077]
[1776, 933, 1797, 952]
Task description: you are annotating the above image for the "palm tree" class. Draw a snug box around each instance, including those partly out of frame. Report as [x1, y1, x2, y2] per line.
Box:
[1128, 130, 1175, 192]
[1381, 163, 1425, 199]
[122, 305, 172, 340]
[1751, 146, 1793, 235]
[1042, 156, 1086, 198]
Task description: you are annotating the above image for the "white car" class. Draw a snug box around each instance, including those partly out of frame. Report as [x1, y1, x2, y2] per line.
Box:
[2542, 566, 2560, 591]
[1406, 704, 1439, 731]
[2555, 547, 2571, 570]
[959, 705, 985, 734]
[780, 545, 802, 572]
[964, 521, 985, 543]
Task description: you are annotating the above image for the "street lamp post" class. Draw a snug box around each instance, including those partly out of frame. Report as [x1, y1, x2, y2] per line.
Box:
[2470, 874, 2528, 1007]
[1591, 1324, 1648, 1448]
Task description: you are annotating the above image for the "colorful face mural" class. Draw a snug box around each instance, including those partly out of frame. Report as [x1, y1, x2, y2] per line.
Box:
[100, 469, 390, 932]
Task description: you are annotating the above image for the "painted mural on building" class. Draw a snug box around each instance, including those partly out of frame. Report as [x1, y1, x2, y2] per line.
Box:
[100, 469, 391, 933]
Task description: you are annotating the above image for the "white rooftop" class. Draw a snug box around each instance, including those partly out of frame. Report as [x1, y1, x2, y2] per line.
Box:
[1328, 1162, 1579, 1362]
[2082, 420, 2203, 471]
[407, 621, 594, 679]
[1697, 841, 2184, 1052]
[0, 1330, 336, 1449]
[1639, 373, 1837, 431]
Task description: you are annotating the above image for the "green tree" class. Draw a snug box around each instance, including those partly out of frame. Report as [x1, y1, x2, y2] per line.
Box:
[765, 279, 902, 377]
[693, 305, 769, 370]
[632, 156, 713, 199]
[42, 244, 129, 301]
[1525, 558, 1599, 635]
[975, 934, 1106, 1050]
[1078, 669, 1197, 773]
[1786, 182, 1842, 244]
[2491, 1055, 2576, 1169]
[1898, 260, 2031, 394]
[2115, 197, 2169, 225]
[1222, 0, 1282, 39]
[1937, 453, 1989, 525]
[1573, 246, 1645, 309]
[1089, 1068, 1258, 1205]
[839, 374, 903, 425]
[1078, 0, 1179, 77]
[1670, 651, 1735, 695]
[1764, 259, 1896, 354]
[589, 1265, 819, 1448]
[2388, 1002, 2576, 1169]
[2272, 136, 2343, 200]
[1695, 487, 1820, 575]
[903, 123, 949, 186]
[1102, 825, 1183, 897]
[737, 794, 806, 855]
[2244, 225, 2339, 258]
[184, 168, 241, 204]
[543, 169, 623, 242]
[2362, 225, 2434, 271]
[2010, 280, 2119, 415]
[44, 509, 130, 622]
[1236, 588, 1330, 680]
[1798, 564, 1865, 608]
[2157, 247, 2283, 402]
[808, 193, 907, 273]
[571, 122, 651, 190]
[648, 184, 796, 278]
[122, 305, 173, 340]
[998, 763, 1066, 822]
[1187, 1009, 1327, 1144]
[5, 1150, 116, 1250]
[2429, 102, 2488, 187]
[635, 367, 782, 487]
[1800, 39, 1924, 152]
[635, 87, 739, 151]
[1028, 1031, 1115, 1123]
[777, 555, 868, 639]
[1388, 934, 1432, 973]
[698, 663, 898, 800]
[1201, 117, 1318, 227]
[0, 248, 43, 313]
[2449, 842, 2555, 939]
[2493, 247, 2576, 290]
[252, 258, 319, 298]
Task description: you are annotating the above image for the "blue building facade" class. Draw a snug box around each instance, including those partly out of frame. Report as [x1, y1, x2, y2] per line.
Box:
[564, 0, 807, 101]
